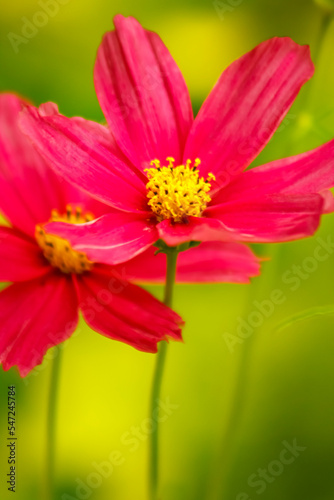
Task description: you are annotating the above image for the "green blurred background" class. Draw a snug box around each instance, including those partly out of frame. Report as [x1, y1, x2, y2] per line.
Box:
[1, 0, 334, 499]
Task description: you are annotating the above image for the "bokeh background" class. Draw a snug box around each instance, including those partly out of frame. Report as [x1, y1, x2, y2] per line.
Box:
[1, 0, 334, 499]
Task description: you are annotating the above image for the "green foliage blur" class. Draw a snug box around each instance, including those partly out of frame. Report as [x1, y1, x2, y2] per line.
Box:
[1, 0, 334, 499]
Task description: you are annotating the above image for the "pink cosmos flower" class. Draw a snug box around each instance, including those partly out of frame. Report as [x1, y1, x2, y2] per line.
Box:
[0, 93, 188, 377]
[0, 93, 262, 376]
[21, 15, 334, 263]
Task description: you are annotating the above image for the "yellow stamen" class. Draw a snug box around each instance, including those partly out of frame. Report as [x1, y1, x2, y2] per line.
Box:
[145, 157, 215, 223]
[35, 205, 94, 274]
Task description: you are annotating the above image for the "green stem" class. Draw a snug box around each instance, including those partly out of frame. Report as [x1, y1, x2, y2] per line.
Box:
[214, 245, 281, 500]
[163, 249, 178, 308]
[215, 324, 257, 499]
[301, 11, 332, 110]
[313, 10, 332, 67]
[214, 14, 334, 500]
[44, 349, 63, 500]
[149, 248, 178, 500]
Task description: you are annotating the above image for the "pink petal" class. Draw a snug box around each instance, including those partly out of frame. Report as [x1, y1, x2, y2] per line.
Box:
[0, 273, 78, 376]
[157, 216, 239, 246]
[39, 102, 59, 116]
[20, 105, 148, 213]
[74, 267, 183, 353]
[213, 138, 334, 211]
[45, 212, 159, 265]
[0, 226, 50, 282]
[0, 93, 83, 236]
[183, 38, 314, 189]
[319, 190, 334, 214]
[117, 241, 260, 284]
[94, 14, 193, 168]
[208, 193, 324, 242]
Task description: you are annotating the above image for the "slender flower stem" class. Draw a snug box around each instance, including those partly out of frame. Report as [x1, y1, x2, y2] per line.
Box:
[149, 248, 178, 500]
[44, 350, 63, 500]
[163, 249, 178, 308]
[212, 14, 334, 500]
[212, 245, 281, 500]
[301, 10, 332, 110]
[313, 10, 332, 67]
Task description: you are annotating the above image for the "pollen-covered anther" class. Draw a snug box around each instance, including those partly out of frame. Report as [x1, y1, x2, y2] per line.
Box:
[145, 157, 215, 222]
[51, 204, 94, 224]
[35, 205, 94, 274]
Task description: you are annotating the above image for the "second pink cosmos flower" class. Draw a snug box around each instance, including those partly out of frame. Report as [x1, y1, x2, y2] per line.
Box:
[21, 15, 334, 263]
[0, 94, 185, 376]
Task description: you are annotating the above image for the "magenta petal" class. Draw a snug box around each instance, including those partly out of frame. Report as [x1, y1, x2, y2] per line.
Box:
[21, 105, 148, 212]
[94, 14, 193, 168]
[319, 190, 334, 214]
[183, 38, 314, 188]
[118, 241, 260, 284]
[209, 194, 324, 242]
[214, 138, 334, 209]
[0, 274, 78, 376]
[157, 216, 239, 246]
[0, 226, 49, 282]
[75, 268, 183, 353]
[45, 212, 159, 265]
[39, 101, 59, 116]
[0, 93, 80, 236]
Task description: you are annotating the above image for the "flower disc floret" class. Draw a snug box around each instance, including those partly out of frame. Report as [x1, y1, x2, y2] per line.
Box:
[145, 157, 215, 222]
[35, 205, 94, 274]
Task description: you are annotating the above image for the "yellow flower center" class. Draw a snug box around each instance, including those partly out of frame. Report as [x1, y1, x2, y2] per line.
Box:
[145, 157, 215, 223]
[35, 205, 94, 274]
